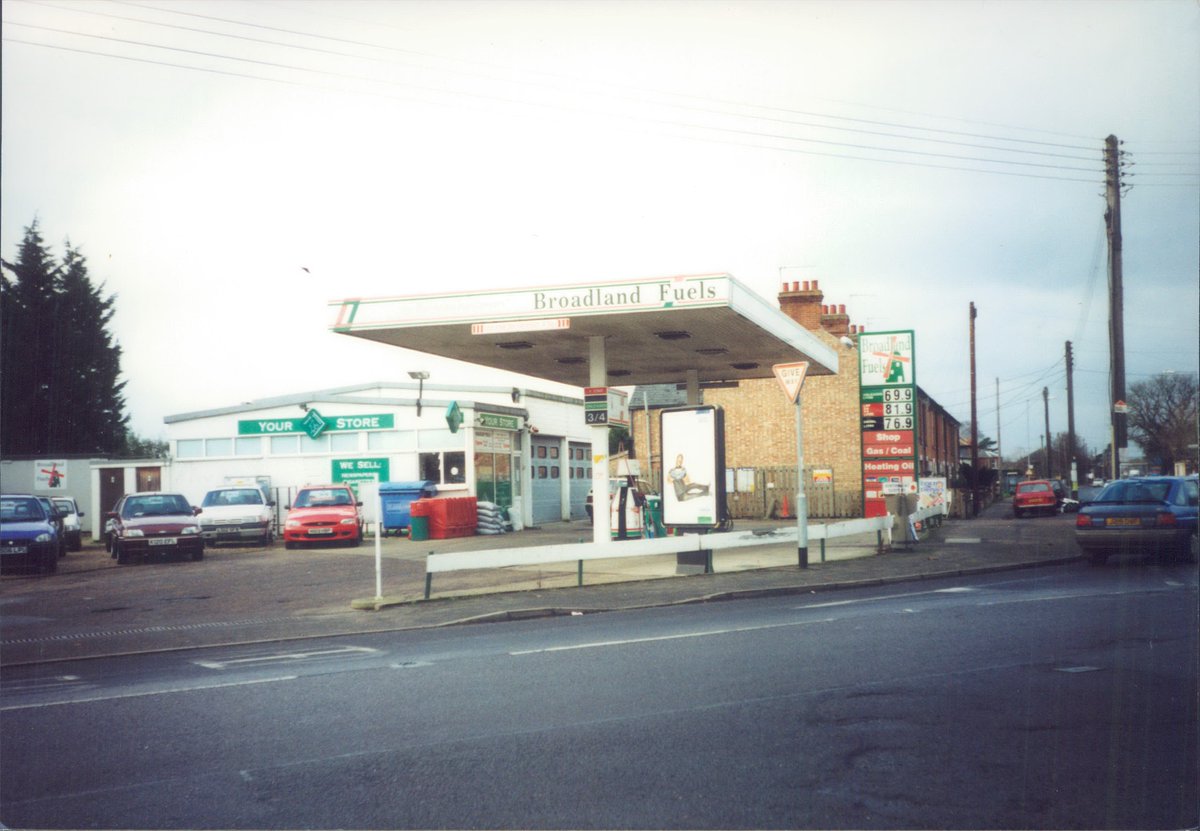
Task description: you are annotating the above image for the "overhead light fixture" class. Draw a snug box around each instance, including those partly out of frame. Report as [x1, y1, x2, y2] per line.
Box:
[495, 341, 534, 350]
[609, 369, 631, 377]
[654, 331, 691, 341]
[695, 347, 728, 356]
[556, 356, 586, 365]
[730, 362, 759, 370]
[408, 370, 429, 416]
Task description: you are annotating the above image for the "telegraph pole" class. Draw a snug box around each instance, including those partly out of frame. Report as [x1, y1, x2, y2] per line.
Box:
[995, 377, 1002, 465]
[969, 302, 979, 517]
[1043, 386, 1052, 480]
[1104, 134, 1127, 480]
[1066, 341, 1077, 495]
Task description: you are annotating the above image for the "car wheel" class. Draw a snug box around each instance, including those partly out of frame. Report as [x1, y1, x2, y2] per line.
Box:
[192, 547, 204, 561]
[285, 540, 296, 550]
[1088, 551, 1107, 566]
[114, 542, 130, 565]
[42, 552, 58, 574]
[1013, 508, 1022, 519]
[70, 537, 82, 552]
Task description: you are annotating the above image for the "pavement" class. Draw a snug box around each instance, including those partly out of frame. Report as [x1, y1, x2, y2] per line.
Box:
[0, 499, 1086, 666]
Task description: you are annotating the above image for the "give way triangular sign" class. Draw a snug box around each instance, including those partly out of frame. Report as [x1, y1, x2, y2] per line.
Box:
[773, 361, 809, 402]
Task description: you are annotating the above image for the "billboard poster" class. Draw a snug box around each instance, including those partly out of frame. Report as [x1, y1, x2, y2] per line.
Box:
[659, 406, 726, 530]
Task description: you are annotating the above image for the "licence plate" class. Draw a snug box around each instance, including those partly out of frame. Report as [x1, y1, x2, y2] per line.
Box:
[149, 538, 178, 546]
[307, 528, 334, 536]
[1105, 517, 1141, 527]
[1, 545, 29, 554]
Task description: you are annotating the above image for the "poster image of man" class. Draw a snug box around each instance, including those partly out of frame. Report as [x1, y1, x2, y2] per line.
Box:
[668, 454, 710, 501]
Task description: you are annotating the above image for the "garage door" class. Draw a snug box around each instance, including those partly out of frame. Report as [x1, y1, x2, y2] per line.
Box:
[530, 436, 562, 525]
[567, 442, 591, 519]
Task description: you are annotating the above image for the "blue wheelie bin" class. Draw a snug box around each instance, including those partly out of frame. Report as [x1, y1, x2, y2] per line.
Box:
[378, 481, 437, 536]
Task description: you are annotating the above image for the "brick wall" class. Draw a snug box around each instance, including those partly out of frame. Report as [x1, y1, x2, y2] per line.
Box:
[704, 326, 863, 496]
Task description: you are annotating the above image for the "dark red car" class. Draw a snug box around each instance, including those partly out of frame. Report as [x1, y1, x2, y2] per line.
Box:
[107, 492, 204, 565]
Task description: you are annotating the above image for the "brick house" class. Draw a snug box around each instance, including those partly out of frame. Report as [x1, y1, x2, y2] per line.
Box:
[631, 280, 960, 517]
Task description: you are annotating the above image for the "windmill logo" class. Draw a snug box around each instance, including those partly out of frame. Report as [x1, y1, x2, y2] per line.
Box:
[868, 335, 911, 384]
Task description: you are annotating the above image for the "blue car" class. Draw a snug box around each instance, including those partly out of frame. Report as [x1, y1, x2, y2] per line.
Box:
[1074, 475, 1198, 565]
[0, 494, 60, 574]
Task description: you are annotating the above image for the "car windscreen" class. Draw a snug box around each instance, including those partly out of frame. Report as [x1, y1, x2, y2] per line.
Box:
[1, 497, 45, 522]
[1018, 483, 1050, 494]
[51, 498, 76, 515]
[293, 489, 351, 508]
[121, 495, 192, 517]
[203, 489, 263, 507]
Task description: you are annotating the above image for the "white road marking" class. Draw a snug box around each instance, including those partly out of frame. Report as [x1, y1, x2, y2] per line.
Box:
[193, 645, 379, 670]
[510, 618, 834, 655]
[0, 675, 298, 712]
[801, 586, 978, 609]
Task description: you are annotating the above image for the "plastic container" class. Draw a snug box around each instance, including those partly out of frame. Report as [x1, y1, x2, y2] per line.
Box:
[409, 515, 430, 541]
[378, 480, 437, 535]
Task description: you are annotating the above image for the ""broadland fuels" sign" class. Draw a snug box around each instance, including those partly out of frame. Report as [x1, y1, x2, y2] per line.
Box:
[330, 274, 732, 331]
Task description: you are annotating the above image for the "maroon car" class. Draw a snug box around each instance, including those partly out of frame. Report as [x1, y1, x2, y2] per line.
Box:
[107, 491, 204, 565]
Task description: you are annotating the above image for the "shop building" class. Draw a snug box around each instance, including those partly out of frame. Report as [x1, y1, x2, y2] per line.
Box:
[160, 381, 593, 530]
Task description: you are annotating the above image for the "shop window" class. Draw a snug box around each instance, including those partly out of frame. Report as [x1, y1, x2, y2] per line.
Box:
[330, 432, 359, 452]
[271, 435, 300, 455]
[419, 451, 467, 485]
[177, 439, 202, 459]
[205, 438, 233, 457]
[536, 446, 546, 459]
[538, 466, 548, 479]
[235, 437, 261, 456]
[549, 446, 559, 459]
[369, 431, 412, 451]
[550, 467, 560, 479]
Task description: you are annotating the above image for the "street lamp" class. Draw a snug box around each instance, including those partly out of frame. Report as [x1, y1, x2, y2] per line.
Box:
[408, 371, 429, 417]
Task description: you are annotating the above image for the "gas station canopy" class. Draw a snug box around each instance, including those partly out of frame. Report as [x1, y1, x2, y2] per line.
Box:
[329, 273, 838, 386]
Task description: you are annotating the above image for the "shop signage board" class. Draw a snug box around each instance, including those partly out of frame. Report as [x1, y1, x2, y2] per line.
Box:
[35, 460, 68, 490]
[332, 457, 390, 493]
[476, 412, 521, 431]
[238, 412, 395, 437]
[859, 330, 918, 517]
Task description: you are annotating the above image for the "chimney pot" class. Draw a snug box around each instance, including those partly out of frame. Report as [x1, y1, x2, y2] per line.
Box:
[839, 304, 846, 314]
[812, 279, 819, 290]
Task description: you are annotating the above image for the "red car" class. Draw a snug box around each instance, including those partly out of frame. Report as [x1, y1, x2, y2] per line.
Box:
[1013, 479, 1058, 518]
[107, 492, 204, 565]
[283, 484, 364, 549]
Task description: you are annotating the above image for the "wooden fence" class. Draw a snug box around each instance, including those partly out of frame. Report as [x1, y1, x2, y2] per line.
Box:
[725, 466, 862, 520]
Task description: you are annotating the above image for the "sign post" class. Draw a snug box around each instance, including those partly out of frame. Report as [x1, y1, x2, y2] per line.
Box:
[773, 362, 810, 568]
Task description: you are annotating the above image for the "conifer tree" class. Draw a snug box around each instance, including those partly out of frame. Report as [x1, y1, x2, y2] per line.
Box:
[1, 220, 129, 454]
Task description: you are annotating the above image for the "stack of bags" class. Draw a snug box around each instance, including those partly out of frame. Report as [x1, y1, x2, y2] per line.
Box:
[476, 501, 508, 535]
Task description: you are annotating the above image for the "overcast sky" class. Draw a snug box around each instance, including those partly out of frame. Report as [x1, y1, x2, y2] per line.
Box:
[3, 0, 1197, 461]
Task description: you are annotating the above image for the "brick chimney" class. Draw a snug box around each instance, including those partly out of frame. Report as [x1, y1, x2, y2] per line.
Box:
[820, 303, 851, 336]
[778, 280, 824, 330]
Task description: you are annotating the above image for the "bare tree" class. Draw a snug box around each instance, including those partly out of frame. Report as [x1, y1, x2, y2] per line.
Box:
[1127, 372, 1199, 473]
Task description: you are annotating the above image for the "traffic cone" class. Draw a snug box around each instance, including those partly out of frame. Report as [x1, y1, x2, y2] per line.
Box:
[780, 492, 791, 519]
